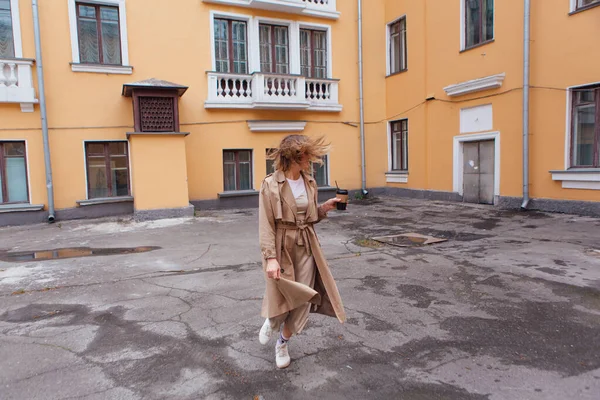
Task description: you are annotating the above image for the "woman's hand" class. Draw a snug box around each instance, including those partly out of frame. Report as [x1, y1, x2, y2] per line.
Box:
[320, 197, 341, 213]
[266, 258, 281, 280]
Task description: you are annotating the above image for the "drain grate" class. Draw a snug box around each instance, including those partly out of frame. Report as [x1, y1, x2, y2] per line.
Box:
[372, 233, 447, 247]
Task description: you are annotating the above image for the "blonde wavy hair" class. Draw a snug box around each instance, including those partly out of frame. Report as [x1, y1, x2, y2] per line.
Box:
[268, 135, 330, 173]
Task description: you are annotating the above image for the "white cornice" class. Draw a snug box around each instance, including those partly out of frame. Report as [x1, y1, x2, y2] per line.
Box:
[443, 73, 506, 97]
[247, 120, 307, 132]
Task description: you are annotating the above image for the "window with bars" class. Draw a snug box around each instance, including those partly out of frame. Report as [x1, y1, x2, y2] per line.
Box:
[389, 18, 407, 74]
[259, 24, 289, 74]
[85, 142, 130, 199]
[214, 18, 248, 74]
[76, 2, 122, 65]
[0, 0, 14, 58]
[300, 29, 327, 79]
[465, 0, 494, 49]
[571, 86, 600, 168]
[0, 141, 28, 204]
[391, 120, 408, 171]
[224, 150, 252, 191]
[577, 0, 600, 10]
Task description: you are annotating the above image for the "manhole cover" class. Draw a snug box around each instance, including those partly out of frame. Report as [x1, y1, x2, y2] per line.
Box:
[372, 233, 447, 247]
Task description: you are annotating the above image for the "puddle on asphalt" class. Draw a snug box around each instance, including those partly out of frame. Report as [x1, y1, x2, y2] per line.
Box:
[372, 233, 448, 247]
[0, 246, 160, 262]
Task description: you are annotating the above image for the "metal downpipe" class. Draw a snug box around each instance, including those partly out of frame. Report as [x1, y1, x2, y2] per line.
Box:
[358, 0, 368, 196]
[521, 0, 531, 210]
[32, 0, 55, 222]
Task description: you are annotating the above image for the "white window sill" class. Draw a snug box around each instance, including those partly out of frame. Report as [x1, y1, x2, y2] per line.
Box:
[386, 172, 408, 184]
[0, 204, 44, 213]
[71, 63, 133, 75]
[550, 169, 600, 190]
[218, 190, 259, 198]
[77, 196, 134, 206]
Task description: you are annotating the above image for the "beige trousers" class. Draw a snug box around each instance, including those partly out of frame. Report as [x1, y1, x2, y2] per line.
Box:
[269, 240, 316, 335]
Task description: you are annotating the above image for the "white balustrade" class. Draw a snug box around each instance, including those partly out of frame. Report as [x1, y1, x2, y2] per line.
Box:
[305, 78, 340, 110]
[203, 0, 338, 19]
[0, 58, 36, 112]
[206, 72, 341, 111]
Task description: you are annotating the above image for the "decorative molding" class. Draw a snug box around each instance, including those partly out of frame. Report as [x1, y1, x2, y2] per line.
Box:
[385, 172, 408, 184]
[444, 73, 506, 97]
[71, 63, 133, 75]
[68, 0, 130, 67]
[247, 121, 306, 132]
[550, 169, 600, 190]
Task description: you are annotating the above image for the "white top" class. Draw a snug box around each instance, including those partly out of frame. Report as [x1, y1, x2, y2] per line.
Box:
[287, 175, 307, 199]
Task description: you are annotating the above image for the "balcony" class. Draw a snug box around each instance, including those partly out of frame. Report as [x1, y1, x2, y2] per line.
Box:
[202, 0, 340, 20]
[205, 72, 342, 112]
[0, 58, 37, 112]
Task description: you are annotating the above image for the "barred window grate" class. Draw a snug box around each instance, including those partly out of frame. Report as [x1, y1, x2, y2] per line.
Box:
[139, 96, 175, 132]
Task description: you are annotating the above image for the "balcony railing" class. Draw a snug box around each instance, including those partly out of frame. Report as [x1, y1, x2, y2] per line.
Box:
[0, 58, 37, 112]
[202, 0, 339, 19]
[206, 72, 342, 112]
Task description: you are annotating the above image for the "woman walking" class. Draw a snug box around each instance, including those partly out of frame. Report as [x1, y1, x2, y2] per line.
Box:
[258, 134, 346, 369]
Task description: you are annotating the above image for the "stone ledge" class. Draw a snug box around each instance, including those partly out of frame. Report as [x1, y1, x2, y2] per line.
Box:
[218, 190, 259, 199]
[0, 204, 45, 213]
[77, 196, 134, 207]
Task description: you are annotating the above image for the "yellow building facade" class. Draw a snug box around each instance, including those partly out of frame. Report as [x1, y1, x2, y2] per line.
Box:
[0, 0, 599, 226]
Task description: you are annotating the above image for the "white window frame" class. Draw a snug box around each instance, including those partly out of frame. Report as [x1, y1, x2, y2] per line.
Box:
[570, 0, 600, 12]
[3, 0, 23, 58]
[386, 120, 409, 183]
[222, 148, 254, 192]
[209, 10, 254, 73]
[67, 0, 132, 74]
[313, 154, 330, 187]
[385, 15, 406, 77]
[549, 81, 600, 191]
[298, 21, 333, 79]
[252, 16, 299, 75]
[460, 0, 495, 51]
[82, 140, 132, 200]
[0, 139, 32, 205]
[453, 131, 501, 198]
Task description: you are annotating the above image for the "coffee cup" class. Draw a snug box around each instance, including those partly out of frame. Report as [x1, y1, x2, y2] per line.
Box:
[336, 189, 349, 210]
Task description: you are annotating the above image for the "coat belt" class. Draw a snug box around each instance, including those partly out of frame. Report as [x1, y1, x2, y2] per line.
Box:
[276, 221, 313, 252]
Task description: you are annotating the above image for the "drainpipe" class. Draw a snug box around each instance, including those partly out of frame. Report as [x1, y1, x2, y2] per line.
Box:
[358, 0, 368, 196]
[521, 0, 531, 210]
[32, 0, 55, 222]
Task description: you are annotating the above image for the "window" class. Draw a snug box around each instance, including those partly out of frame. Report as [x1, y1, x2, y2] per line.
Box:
[313, 155, 329, 187]
[389, 18, 407, 74]
[0, 0, 14, 58]
[465, 0, 494, 49]
[259, 24, 289, 74]
[224, 150, 252, 191]
[266, 148, 276, 176]
[0, 141, 28, 204]
[391, 120, 408, 171]
[300, 29, 327, 78]
[571, 86, 600, 168]
[76, 2, 121, 65]
[214, 18, 248, 74]
[577, 0, 600, 10]
[85, 142, 130, 199]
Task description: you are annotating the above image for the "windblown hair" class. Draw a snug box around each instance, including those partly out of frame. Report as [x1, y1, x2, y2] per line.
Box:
[268, 135, 330, 173]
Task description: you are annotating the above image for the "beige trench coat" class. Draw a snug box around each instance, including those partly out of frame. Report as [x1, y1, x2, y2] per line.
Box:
[259, 170, 346, 324]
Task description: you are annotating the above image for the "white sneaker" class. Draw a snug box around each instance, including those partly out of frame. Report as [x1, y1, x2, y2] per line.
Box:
[275, 342, 291, 369]
[259, 319, 273, 345]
